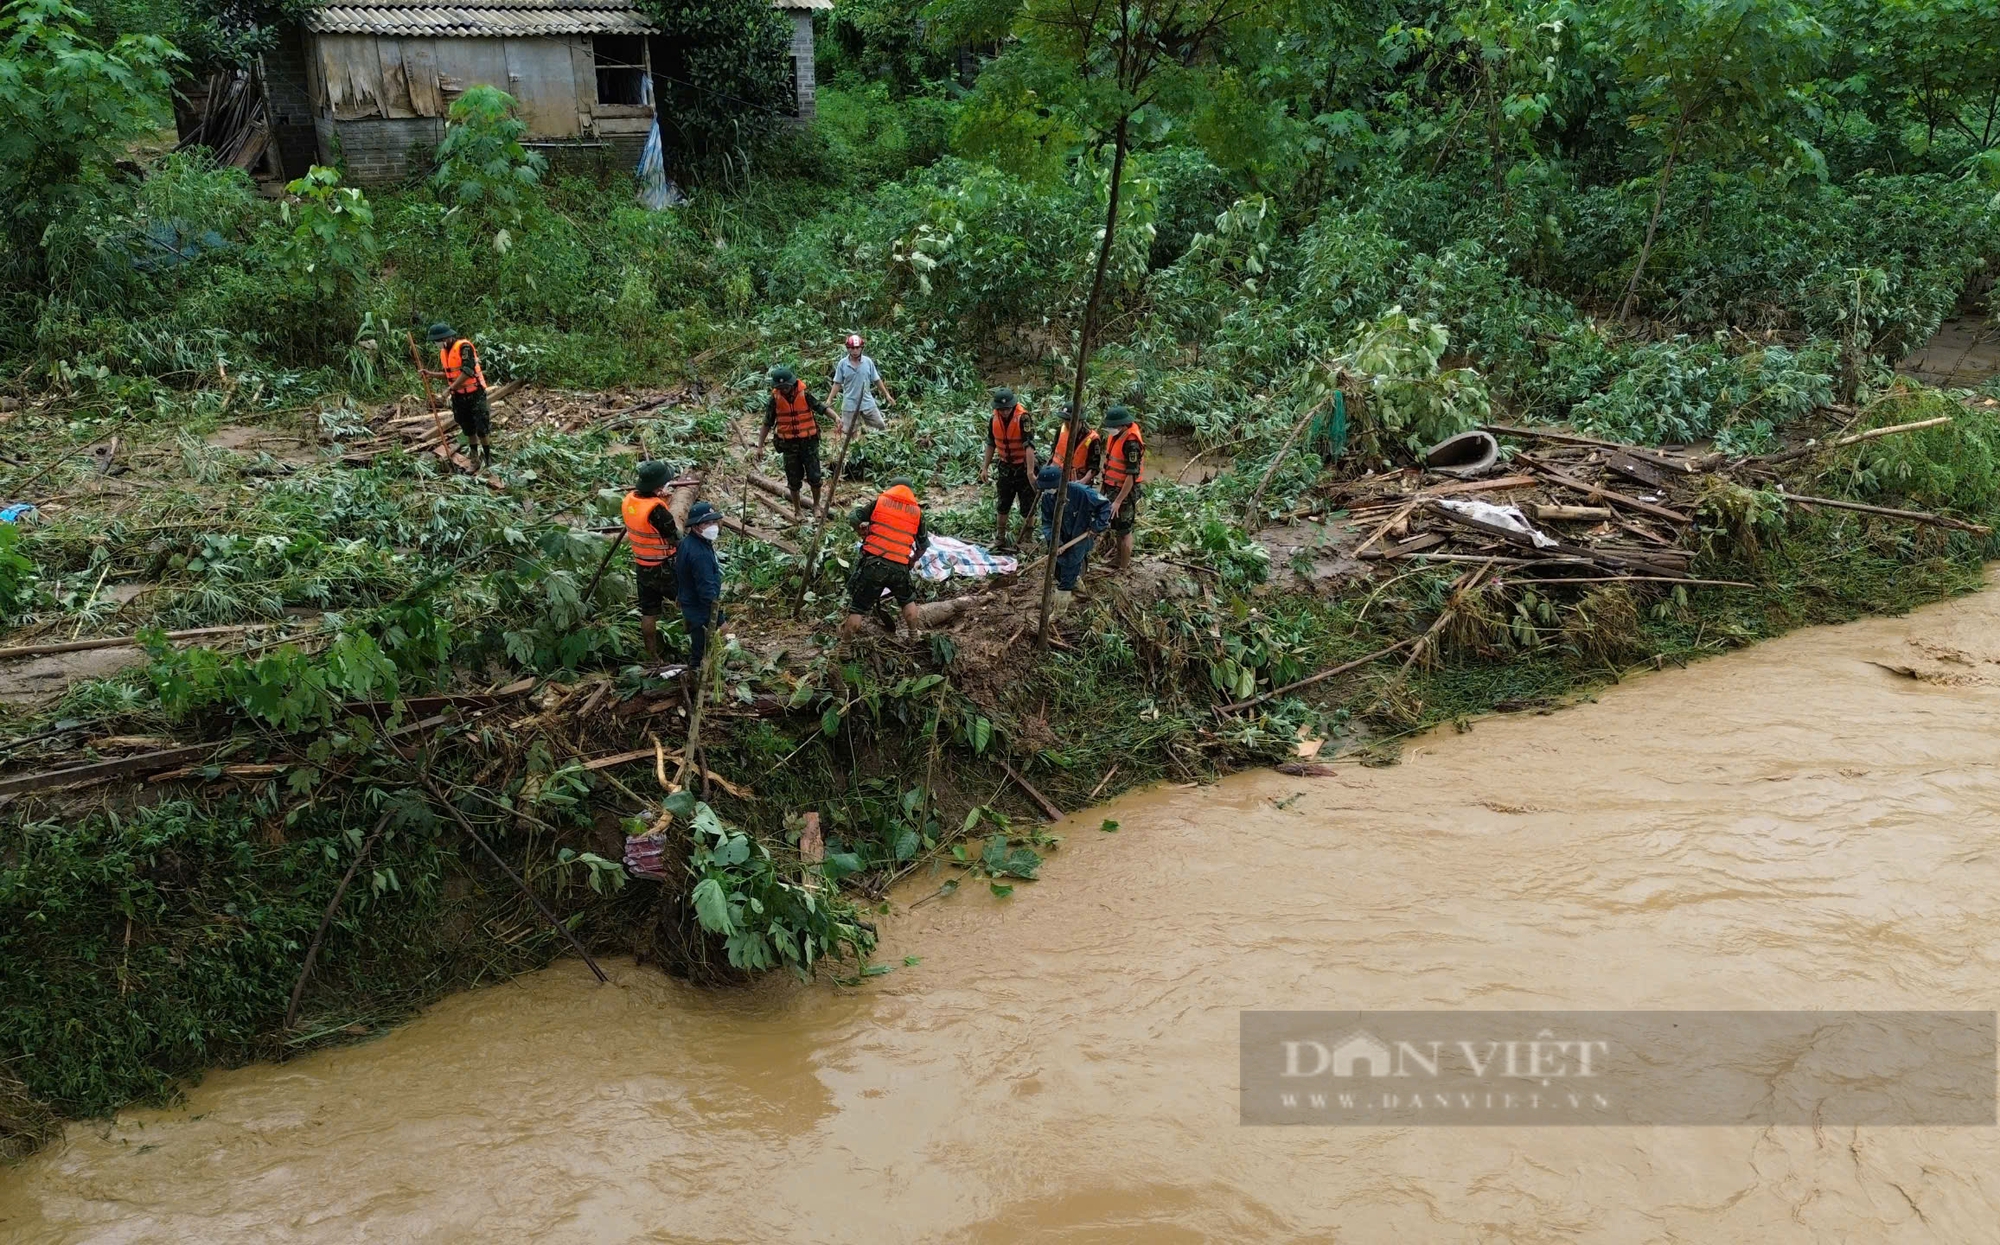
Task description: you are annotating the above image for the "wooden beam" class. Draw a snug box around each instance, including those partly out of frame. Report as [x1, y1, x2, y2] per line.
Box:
[0, 745, 212, 796]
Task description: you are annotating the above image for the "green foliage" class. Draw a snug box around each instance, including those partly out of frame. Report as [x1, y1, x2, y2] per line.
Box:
[0, 523, 38, 619]
[256, 167, 379, 362]
[674, 792, 876, 977]
[0, 0, 180, 287]
[1574, 336, 1834, 448]
[1329, 308, 1491, 459]
[1826, 389, 2000, 519]
[144, 629, 400, 731]
[639, 0, 792, 171]
[431, 85, 546, 234]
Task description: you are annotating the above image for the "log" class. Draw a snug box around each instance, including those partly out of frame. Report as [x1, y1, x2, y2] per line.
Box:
[0, 623, 270, 662]
[1751, 415, 1953, 468]
[909, 598, 972, 627]
[1216, 638, 1418, 715]
[998, 758, 1064, 822]
[1776, 491, 1991, 535]
[0, 745, 211, 796]
[746, 473, 793, 501]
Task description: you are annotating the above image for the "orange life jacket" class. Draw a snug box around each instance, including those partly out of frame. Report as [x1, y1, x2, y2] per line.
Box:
[860, 484, 922, 566]
[772, 382, 817, 440]
[1053, 424, 1099, 479]
[440, 338, 486, 395]
[621, 492, 675, 567]
[1102, 422, 1145, 491]
[989, 403, 1029, 466]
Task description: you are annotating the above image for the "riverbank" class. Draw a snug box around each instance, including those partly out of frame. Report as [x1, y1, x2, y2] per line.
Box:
[4, 376, 2000, 1156]
[7, 574, 1997, 1242]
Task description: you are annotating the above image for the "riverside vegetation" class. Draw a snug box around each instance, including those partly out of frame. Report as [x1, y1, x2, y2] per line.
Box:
[3, 0, 2000, 1153]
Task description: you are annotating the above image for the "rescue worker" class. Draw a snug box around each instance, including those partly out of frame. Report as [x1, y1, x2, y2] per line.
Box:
[1099, 404, 1146, 570]
[756, 365, 832, 517]
[622, 460, 680, 663]
[421, 322, 493, 468]
[1050, 408, 1101, 484]
[829, 334, 894, 438]
[840, 478, 928, 639]
[977, 387, 1038, 552]
[1036, 463, 1112, 616]
[675, 500, 724, 674]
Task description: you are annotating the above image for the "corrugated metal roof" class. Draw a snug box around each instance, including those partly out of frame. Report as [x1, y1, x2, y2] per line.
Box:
[306, 0, 826, 36]
[307, 0, 656, 36]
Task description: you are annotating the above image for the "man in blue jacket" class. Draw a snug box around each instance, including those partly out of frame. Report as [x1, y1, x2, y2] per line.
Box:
[674, 500, 724, 673]
[1037, 464, 1111, 615]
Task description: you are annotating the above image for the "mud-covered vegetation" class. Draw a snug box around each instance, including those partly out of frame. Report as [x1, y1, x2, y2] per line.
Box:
[4, 0, 2000, 1149]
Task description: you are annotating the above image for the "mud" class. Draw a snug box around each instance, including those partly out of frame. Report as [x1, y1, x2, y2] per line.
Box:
[5, 577, 2000, 1242]
[1900, 316, 2000, 389]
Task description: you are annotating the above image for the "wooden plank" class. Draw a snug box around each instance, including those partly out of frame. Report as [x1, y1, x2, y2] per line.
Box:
[402, 39, 443, 118]
[1602, 451, 1667, 489]
[0, 745, 211, 796]
[376, 39, 414, 118]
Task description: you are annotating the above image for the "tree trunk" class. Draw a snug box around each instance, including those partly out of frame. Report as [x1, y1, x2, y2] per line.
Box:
[1037, 117, 1130, 649]
[1618, 121, 1686, 325]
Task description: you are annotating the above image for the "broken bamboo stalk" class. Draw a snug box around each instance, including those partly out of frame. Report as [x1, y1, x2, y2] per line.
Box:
[1514, 454, 1692, 525]
[1217, 637, 1420, 715]
[1776, 491, 1991, 534]
[1528, 503, 1614, 522]
[423, 778, 609, 984]
[0, 623, 272, 662]
[285, 809, 393, 1029]
[1751, 415, 1953, 468]
[998, 758, 1064, 821]
[716, 513, 802, 557]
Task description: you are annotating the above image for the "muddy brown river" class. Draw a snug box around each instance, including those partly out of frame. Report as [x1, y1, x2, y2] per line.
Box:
[6, 581, 2000, 1242]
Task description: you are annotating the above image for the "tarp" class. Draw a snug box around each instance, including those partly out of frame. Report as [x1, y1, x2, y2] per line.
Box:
[635, 76, 684, 211]
[913, 535, 1018, 582]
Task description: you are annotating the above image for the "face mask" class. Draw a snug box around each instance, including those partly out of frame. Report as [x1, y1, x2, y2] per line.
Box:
[700, 524, 720, 542]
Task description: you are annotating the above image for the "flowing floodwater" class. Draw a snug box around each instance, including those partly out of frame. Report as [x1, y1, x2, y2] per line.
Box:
[7, 581, 2000, 1243]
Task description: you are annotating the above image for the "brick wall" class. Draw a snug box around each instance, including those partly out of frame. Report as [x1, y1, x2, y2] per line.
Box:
[264, 24, 319, 179]
[330, 117, 447, 186]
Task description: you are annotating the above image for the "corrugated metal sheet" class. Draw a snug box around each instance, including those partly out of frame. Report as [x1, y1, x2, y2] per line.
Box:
[307, 4, 656, 36]
[773, 0, 834, 10]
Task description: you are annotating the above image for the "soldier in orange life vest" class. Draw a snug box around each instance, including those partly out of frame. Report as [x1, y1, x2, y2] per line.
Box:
[977, 387, 1038, 552]
[840, 478, 929, 639]
[1049, 408, 1102, 484]
[755, 365, 832, 517]
[1099, 405, 1146, 570]
[420, 322, 494, 468]
[621, 460, 680, 663]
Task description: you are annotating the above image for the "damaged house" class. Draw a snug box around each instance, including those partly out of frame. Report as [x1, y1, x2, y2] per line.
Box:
[246, 0, 829, 186]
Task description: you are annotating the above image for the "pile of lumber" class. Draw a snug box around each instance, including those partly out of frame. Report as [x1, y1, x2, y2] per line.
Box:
[1324, 418, 1985, 584]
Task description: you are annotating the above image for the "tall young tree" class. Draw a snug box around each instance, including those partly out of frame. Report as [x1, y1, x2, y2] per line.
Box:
[946, 0, 1273, 645]
[1594, 0, 1828, 322]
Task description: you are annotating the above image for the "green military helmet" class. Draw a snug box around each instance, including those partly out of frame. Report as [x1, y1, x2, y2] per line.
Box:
[770, 365, 797, 386]
[637, 460, 672, 492]
[426, 322, 454, 343]
[1101, 404, 1136, 429]
[992, 386, 1016, 408]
